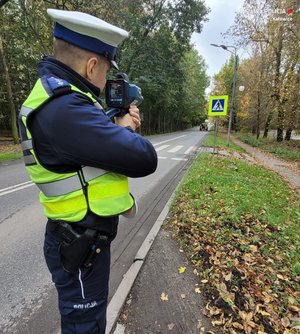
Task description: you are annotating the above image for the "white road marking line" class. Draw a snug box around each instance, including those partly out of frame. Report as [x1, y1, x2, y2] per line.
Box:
[155, 145, 170, 152]
[171, 158, 188, 161]
[158, 156, 167, 159]
[152, 135, 187, 146]
[184, 146, 195, 155]
[0, 181, 34, 197]
[167, 145, 183, 153]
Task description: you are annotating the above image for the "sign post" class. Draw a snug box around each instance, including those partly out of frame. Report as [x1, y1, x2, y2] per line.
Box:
[208, 95, 228, 154]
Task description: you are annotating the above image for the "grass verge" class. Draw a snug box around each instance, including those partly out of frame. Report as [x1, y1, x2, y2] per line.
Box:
[165, 152, 300, 333]
[238, 134, 300, 164]
[0, 143, 22, 161]
[203, 131, 244, 152]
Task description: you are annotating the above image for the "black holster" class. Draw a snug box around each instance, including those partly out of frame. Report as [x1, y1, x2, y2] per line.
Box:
[48, 222, 108, 274]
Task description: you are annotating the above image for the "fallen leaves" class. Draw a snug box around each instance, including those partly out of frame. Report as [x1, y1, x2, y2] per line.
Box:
[166, 186, 300, 333]
[160, 292, 169, 301]
[205, 302, 222, 316]
[178, 266, 186, 273]
[167, 323, 175, 330]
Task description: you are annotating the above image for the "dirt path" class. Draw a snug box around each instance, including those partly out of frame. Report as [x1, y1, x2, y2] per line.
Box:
[231, 137, 300, 192]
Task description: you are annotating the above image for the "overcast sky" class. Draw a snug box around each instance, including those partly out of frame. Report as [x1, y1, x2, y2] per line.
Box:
[191, 0, 244, 81]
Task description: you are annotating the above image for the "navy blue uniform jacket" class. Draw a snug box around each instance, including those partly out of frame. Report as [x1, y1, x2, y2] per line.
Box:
[28, 56, 158, 235]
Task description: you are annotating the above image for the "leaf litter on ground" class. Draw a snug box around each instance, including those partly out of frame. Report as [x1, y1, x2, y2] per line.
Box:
[165, 153, 300, 333]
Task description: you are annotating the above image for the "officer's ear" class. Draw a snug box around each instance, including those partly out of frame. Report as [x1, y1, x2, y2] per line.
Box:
[86, 56, 98, 82]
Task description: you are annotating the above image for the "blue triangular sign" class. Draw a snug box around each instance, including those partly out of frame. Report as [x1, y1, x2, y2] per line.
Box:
[212, 100, 224, 111]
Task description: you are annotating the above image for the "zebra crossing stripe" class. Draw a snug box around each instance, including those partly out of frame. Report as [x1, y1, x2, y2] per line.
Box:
[184, 146, 195, 155]
[152, 135, 187, 146]
[167, 145, 183, 153]
[155, 145, 170, 152]
[171, 158, 188, 161]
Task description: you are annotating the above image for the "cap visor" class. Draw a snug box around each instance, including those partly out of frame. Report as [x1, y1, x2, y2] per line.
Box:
[111, 60, 119, 70]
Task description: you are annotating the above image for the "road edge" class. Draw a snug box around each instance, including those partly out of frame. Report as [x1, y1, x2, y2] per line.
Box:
[105, 146, 212, 334]
[105, 187, 177, 334]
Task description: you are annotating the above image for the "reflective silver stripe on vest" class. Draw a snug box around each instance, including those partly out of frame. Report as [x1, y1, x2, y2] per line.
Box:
[36, 167, 108, 197]
[21, 139, 33, 151]
[37, 176, 82, 197]
[82, 166, 107, 182]
[20, 106, 33, 117]
[24, 155, 36, 165]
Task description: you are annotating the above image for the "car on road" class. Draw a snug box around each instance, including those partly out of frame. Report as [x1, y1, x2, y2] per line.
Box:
[199, 122, 208, 131]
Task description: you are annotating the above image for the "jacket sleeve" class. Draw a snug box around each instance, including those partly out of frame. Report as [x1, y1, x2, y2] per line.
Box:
[30, 92, 157, 178]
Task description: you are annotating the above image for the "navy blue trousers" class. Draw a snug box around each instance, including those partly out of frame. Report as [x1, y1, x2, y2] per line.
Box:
[44, 231, 111, 334]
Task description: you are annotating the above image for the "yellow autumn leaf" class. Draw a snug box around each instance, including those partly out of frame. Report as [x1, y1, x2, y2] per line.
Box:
[257, 310, 270, 316]
[283, 330, 295, 334]
[195, 287, 201, 294]
[212, 319, 224, 326]
[281, 317, 290, 328]
[178, 266, 186, 274]
[224, 272, 232, 281]
[249, 244, 258, 252]
[160, 292, 169, 301]
[232, 322, 243, 329]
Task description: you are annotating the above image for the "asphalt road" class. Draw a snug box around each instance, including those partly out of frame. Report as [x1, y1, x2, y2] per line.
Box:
[0, 128, 208, 333]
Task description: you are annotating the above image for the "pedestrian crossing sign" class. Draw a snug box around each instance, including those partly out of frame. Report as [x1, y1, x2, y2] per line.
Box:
[208, 95, 228, 116]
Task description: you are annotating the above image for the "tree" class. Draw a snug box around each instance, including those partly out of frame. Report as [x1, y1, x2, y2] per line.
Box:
[0, 34, 18, 143]
[0, 0, 10, 8]
[225, 0, 300, 141]
[0, 0, 210, 137]
[0, 0, 52, 141]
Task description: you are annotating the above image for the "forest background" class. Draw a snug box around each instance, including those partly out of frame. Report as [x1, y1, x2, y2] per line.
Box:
[0, 0, 299, 144]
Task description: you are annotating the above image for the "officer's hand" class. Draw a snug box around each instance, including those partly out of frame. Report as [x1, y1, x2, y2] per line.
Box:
[115, 105, 141, 131]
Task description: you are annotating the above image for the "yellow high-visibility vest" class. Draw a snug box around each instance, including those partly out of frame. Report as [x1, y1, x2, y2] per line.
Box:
[19, 77, 134, 222]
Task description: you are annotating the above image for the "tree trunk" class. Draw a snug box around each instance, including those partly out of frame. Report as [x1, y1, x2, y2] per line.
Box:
[276, 127, 284, 142]
[276, 105, 284, 142]
[272, 26, 284, 142]
[285, 68, 299, 141]
[285, 108, 297, 141]
[0, 35, 19, 144]
[263, 111, 273, 138]
[256, 92, 261, 139]
[285, 128, 292, 141]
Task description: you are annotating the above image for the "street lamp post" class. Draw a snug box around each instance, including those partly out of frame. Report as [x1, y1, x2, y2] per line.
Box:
[210, 44, 238, 146]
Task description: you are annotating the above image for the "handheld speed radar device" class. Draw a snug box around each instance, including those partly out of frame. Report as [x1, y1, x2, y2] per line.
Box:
[105, 73, 143, 118]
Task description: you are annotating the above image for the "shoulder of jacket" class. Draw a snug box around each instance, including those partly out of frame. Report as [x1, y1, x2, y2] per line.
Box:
[41, 75, 98, 105]
[39, 75, 72, 98]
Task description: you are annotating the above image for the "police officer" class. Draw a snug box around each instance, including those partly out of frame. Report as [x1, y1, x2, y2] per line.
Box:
[18, 9, 157, 334]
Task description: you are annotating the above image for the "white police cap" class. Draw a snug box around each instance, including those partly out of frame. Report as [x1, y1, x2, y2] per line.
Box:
[47, 9, 129, 70]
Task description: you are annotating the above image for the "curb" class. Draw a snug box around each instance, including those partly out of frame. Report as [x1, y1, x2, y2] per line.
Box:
[105, 189, 177, 334]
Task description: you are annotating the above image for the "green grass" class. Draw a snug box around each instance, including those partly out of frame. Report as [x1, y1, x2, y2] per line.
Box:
[0, 152, 23, 161]
[166, 152, 300, 331]
[238, 134, 300, 163]
[175, 154, 299, 242]
[0, 143, 22, 161]
[203, 131, 245, 152]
